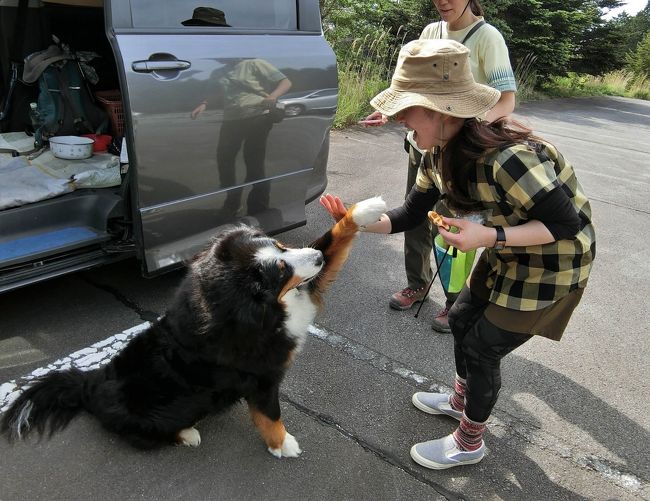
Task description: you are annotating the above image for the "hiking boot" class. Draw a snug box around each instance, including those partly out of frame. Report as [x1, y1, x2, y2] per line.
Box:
[431, 306, 452, 333]
[410, 434, 485, 470]
[389, 287, 426, 310]
[411, 392, 462, 421]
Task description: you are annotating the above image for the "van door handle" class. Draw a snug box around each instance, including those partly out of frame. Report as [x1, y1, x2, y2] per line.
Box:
[132, 60, 191, 72]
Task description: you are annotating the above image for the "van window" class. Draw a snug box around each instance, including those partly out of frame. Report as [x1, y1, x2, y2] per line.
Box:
[130, 1, 297, 30]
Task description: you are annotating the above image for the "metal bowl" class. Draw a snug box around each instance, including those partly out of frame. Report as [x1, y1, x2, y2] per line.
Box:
[49, 136, 95, 160]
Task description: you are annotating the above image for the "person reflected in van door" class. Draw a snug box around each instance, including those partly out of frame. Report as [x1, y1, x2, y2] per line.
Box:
[191, 58, 291, 218]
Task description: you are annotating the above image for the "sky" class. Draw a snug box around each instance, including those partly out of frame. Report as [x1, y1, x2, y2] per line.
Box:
[604, 0, 648, 19]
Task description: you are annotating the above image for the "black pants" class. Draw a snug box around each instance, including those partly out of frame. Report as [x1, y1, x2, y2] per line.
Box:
[217, 114, 274, 214]
[448, 286, 532, 422]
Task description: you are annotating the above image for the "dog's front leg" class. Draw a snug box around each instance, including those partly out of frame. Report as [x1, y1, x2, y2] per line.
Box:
[247, 387, 301, 458]
[309, 196, 386, 298]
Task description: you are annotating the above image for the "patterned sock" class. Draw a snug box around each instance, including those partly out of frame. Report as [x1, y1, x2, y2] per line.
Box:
[452, 412, 487, 452]
[449, 374, 466, 412]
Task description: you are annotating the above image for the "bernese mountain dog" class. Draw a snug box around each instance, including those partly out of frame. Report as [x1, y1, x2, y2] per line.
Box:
[1, 197, 386, 458]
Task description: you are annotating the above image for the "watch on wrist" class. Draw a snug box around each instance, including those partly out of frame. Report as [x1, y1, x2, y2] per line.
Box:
[493, 225, 506, 250]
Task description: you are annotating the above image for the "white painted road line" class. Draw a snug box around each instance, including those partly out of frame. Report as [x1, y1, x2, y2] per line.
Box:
[0, 322, 151, 413]
[0, 321, 643, 494]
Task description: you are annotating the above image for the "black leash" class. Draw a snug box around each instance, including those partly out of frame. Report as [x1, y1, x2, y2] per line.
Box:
[414, 247, 450, 318]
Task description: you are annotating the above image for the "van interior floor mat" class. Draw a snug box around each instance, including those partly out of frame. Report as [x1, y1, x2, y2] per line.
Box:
[0, 188, 122, 271]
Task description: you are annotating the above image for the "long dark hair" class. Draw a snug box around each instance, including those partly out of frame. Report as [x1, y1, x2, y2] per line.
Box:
[467, 0, 484, 16]
[441, 118, 541, 211]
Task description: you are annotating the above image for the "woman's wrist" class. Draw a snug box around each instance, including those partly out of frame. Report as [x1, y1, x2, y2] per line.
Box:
[486, 225, 505, 248]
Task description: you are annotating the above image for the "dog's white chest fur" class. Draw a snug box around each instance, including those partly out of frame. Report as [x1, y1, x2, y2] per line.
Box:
[281, 288, 317, 351]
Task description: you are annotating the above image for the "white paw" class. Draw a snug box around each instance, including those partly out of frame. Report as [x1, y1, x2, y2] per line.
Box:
[268, 432, 302, 458]
[351, 196, 386, 227]
[177, 427, 201, 447]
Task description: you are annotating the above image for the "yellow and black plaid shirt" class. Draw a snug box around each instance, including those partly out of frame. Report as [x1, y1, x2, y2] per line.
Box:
[415, 141, 595, 311]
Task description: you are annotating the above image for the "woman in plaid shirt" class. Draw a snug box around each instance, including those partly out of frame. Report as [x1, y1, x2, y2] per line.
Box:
[320, 39, 595, 469]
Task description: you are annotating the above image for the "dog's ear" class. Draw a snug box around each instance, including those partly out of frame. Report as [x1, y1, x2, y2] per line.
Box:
[214, 225, 260, 262]
[213, 230, 240, 262]
[216, 243, 231, 262]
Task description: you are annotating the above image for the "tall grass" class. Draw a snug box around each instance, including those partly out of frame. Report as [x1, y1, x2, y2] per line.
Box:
[618, 72, 649, 100]
[544, 70, 650, 100]
[331, 30, 650, 130]
[331, 29, 405, 128]
[514, 53, 544, 102]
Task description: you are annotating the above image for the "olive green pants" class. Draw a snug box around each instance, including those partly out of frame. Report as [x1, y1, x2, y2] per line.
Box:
[403, 156, 458, 306]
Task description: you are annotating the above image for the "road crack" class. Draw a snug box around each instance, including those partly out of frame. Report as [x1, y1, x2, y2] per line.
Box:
[82, 277, 160, 322]
[282, 393, 464, 501]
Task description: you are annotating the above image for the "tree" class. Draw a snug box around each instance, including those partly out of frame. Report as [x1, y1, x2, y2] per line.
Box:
[319, 0, 646, 80]
[320, 0, 433, 50]
[319, 0, 434, 75]
[572, 1, 629, 74]
[621, 2, 650, 54]
[627, 30, 650, 75]
[572, 21, 627, 74]
[490, 0, 615, 78]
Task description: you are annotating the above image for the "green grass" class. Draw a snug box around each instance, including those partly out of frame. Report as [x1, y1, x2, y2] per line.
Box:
[330, 29, 403, 129]
[332, 35, 649, 129]
[513, 53, 546, 103]
[334, 65, 388, 129]
[543, 70, 649, 100]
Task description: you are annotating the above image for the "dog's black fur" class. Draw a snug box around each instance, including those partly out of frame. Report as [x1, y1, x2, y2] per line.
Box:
[1, 197, 385, 456]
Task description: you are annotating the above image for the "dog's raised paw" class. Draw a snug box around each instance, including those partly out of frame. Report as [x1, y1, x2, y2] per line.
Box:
[268, 432, 302, 458]
[351, 196, 386, 227]
[176, 427, 201, 447]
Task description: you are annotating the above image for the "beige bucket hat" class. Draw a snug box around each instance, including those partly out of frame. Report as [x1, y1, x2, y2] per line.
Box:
[370, 39, 501, 118]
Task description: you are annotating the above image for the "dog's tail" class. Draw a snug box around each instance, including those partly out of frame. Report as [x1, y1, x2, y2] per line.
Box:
[2, 368, 90, 441]
[309, 196, 386, 298]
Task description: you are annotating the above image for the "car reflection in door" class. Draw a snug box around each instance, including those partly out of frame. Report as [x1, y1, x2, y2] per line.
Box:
[278, 88, 338, 117]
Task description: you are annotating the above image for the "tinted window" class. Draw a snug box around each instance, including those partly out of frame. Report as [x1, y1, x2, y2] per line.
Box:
[131, 0, 297, 30]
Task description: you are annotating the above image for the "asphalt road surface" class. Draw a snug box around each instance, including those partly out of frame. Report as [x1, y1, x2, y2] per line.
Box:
[1, 96, 648, 501]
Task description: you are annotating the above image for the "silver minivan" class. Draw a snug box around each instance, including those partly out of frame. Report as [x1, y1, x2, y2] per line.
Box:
[0, 0, 337, 292]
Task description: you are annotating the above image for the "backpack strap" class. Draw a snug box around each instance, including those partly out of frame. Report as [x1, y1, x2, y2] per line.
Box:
[405, 136, 423, 168]
[461, 20, 486, 45]
[436, 20, 485, 44]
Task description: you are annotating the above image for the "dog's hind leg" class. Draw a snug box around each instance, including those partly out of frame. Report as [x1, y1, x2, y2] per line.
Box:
[176, 427, 201, 447]
[309, 196, 386, 299]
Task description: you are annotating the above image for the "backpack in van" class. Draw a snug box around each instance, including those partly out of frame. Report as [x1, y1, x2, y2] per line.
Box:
[23, 44, 109, 147]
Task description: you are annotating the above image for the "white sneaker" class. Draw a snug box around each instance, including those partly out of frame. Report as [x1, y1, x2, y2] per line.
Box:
[410, 434, 485, 470]
[412, 392, 462, 421]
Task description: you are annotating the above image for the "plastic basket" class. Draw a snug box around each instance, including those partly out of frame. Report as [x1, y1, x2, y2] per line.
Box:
[95, 90, 124, 137]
